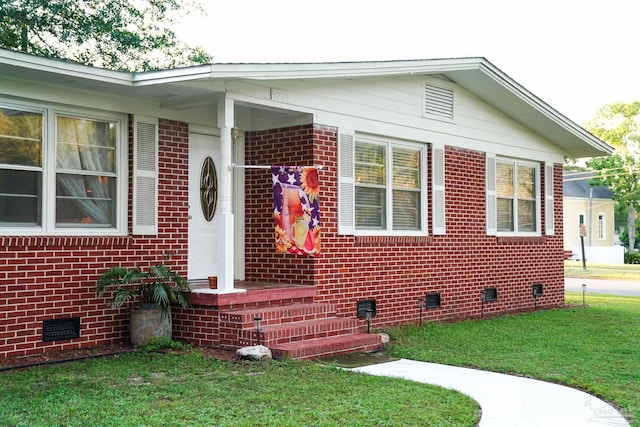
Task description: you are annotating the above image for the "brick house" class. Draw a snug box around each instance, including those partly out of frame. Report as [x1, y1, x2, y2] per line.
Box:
[0, 50, 612, 360]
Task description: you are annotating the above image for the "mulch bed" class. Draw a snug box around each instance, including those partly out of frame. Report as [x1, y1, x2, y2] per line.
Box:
[0, 344, 238, 372]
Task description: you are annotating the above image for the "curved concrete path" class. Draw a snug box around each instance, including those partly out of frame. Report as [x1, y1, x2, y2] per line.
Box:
[352, 359, 629, 427]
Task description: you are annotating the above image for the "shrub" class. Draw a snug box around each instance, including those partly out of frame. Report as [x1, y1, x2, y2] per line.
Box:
[624, 253, 640, 264]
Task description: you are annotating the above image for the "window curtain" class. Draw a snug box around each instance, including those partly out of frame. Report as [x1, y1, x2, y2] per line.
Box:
[56, 117, 114, 225]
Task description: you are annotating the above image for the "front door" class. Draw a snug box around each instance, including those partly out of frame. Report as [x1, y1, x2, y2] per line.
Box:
[188, 132, 220, 280]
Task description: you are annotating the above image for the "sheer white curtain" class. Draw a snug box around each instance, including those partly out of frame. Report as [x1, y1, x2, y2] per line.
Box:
[56, 117, 114, 225]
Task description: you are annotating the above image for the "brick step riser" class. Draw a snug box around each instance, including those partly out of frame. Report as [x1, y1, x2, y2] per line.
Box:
[271, 337, 382, 360]
[237, 321, 362, 347]
[223, 304, 338, 328]
[273, 343, 382, 361]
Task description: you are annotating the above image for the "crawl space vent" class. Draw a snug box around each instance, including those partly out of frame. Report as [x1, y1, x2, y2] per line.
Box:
[426, 293, 441, 309]
[42, 317, 80, 342]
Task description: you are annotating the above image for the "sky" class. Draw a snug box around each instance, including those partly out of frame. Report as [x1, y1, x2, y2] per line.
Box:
[176, 0, 639, 125]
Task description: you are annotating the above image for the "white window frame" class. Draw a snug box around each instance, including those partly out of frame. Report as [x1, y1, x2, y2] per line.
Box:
[0, 98, 128, 236]
[598, 213, 606, 240]
[354, 135, 427, 236]
[495, 157, 541, 237]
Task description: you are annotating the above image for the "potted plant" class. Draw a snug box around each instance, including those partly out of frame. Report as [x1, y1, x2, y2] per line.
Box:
[96, 264, 191, 347]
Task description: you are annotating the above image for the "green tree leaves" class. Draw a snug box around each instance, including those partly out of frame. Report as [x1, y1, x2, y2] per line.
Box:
[0, 0, 213, 71]
[585, 101, 640, 252]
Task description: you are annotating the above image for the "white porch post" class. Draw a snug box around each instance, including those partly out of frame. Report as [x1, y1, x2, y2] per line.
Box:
[216, 96, 236, 292]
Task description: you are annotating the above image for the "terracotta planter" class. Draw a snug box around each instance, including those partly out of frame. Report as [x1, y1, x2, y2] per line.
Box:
[208, 276, 217, 289]
[130, 308, 171, 347]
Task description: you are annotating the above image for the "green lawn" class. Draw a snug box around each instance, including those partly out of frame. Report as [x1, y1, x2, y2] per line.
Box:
[2, 291, 638, 426]
[387, 292, 640, 427]
[565, 259, 640, 280]
[0, 350, 479, 426]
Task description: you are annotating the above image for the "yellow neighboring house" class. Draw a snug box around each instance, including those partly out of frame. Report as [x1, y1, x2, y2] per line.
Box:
[563, 171, 615, 255]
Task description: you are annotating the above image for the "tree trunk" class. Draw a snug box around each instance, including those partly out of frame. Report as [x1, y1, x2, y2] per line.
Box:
[628, 206, 636, 253]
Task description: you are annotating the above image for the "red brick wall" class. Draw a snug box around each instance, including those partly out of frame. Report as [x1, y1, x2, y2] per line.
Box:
[0, 119, 189, 359]
[244, 125, 315, 283]
[245, 124, 564, 329]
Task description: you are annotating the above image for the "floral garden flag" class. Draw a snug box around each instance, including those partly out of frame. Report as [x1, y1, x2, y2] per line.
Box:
[272, 166, 320, 256]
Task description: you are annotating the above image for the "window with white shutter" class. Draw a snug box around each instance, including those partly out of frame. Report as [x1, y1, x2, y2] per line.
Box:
[337, 129, 355, 235]
[487, 154, 542, 237]
[132, 116, 158, 235]
[432, 144, 445, 235]
[544, 162, 554, 235]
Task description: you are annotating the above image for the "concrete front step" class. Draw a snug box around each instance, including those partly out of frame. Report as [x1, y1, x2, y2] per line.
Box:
[222, 303, 337, 328]
[238, 317, 361, 347]
[271, 333, 383, 360]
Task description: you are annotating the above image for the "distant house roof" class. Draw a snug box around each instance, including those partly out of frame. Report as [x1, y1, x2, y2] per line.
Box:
[563, 171, 613, 198]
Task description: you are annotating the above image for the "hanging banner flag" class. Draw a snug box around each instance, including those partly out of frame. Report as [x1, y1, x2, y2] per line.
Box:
[272, 166, 321, 256]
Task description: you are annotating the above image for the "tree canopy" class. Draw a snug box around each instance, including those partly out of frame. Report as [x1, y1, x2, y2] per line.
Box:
[585, 101, 640, 252]
[0, 0, 213, 72]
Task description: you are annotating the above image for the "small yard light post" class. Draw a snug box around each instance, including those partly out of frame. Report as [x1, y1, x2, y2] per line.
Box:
[418, 298, 424, 326]
[582, 284, 587, 307]
[365, 309, 373, 333]
[254, 316, 263, 345]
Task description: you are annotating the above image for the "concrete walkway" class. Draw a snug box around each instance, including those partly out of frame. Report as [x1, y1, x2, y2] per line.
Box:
[352, 359, 629, 427]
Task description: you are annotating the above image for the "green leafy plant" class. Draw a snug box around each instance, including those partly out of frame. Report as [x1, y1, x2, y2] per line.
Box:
[144, 336, 190, 352]
[96, 264, 190, 317]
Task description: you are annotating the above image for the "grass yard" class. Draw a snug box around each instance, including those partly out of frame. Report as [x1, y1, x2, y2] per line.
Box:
[0, 350, 479, 427]
[387, 292, 640, 427]
[565, 259, 640, 280]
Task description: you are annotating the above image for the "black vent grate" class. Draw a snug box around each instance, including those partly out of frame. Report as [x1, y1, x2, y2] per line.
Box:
[482, 287, 498, 302]
[43, 317, 80, 342]
[357, 299, 377, 319]
[426, 293, 441, 309]
[532, 283, 543, 297]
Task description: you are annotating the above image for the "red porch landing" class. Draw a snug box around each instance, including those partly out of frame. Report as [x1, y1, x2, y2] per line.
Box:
[182, 283, 382, 360]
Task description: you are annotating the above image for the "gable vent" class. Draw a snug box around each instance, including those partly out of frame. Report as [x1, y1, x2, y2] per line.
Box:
[424, 83, 454, 120]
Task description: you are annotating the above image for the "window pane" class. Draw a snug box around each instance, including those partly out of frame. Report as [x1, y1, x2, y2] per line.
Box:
[517, 200, 535, 232]
[355, 186, 385, 228]
[497, 197, 513, 231]
[0, 107, 42, 166]
[393, 190, 420, 229]
[0, 169, 41, 225]
[355, 142, 385, 186]
[517, 165, 535, 199]
[56, 174, 115, 226]
[393, 147, 420, 189]
[355, 163, 385, 186]
[56, 116, 116, 173]
[496, 162, 513, 197]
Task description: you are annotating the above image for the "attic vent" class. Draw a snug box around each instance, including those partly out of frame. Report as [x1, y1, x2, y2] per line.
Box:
[424, 83, 454, 120]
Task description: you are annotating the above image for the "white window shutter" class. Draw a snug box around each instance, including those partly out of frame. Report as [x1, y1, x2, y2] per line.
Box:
[132, 116, 158, 235]
[545, 162, 555, 235]
[337, 129, 355, 235]
[432, 143, 445, 235]
[486, 153, 497, 236]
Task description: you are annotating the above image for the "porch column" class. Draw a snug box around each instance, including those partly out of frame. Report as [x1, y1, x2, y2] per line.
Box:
[216, 96, 236, 292]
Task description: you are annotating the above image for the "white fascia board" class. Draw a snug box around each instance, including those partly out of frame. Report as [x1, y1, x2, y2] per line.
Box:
[476, 61, 614, 156]
[0, 48, 132, 86]
[132, 58, 487, 85]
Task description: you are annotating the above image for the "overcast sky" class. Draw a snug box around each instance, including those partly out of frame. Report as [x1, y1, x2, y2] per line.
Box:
[176, 0, 639, 125]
